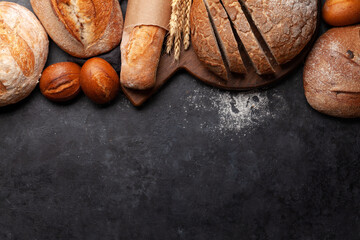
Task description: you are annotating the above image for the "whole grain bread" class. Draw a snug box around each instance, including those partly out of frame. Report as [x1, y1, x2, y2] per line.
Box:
[304, 25, 360, 118]
[222, 0, 274, 75]
[204, 0, 246, 74]
[30, 0, 123, 58]
[190, 0, 228, 80]
[242, 0, 317, 65]
[0, 2, 48, 107]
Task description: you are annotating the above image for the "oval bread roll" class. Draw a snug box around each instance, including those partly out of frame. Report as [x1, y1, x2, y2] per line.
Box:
[30, 0, 123, 58]
[304, 25, 360, 118]
[0, 2, 49, 107]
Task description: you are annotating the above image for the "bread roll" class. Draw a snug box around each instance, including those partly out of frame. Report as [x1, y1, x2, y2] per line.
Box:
[80, 58, 120, 104]
[190, 0, 228, 80]
[222, 0, 274, 75]
[30, 0, 123, 58]
[204, 0, 246, 74]
[0, 2, 49, 107]
[323, 0, 360, 26]
[120, 25, 166, 90]
[242, 0, 317, 65]
[304, 25, 360, 118]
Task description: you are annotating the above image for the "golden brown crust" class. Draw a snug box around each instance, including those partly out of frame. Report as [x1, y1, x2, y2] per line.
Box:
[80, 58, 120, 104]
[242, 0, 317, 65]
[0, 2, 48, 107]
[304, 25, 360, 118]
[190, 0, 228, 80]
[204, 0, 246, 74]
[120, 25, 166, 90]
[40, 62, 81, 102]
[0, 19, 35, 77]
[51, 0, 113, 47]
[222, 0, 274, 75]
[31, 0, 123, 58]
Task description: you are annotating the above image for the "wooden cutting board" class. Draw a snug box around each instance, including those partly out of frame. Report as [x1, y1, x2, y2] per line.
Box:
[121, 1, 321, 107]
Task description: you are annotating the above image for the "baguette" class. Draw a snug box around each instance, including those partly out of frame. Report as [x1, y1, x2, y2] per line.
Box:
[120, 25, 166, 90]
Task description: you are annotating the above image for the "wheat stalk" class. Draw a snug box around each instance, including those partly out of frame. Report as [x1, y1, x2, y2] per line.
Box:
[166, 0, 180, 54]
[183, 0, 191, 50]
[167, 0, 192, 60]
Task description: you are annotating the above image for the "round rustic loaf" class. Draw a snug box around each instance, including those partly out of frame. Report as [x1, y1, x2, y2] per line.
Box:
[304, 25, 360, 118]
[0, 2, 49, 107]
[190, 0, 318, 79]
[30, 0, 123, 58]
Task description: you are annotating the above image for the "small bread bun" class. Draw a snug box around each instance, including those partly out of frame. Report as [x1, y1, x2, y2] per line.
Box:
[40, 62, 81, 102]
[80, 58, 120, 104]
[323, 0, 360, 26]
[303, 25, 360, 118]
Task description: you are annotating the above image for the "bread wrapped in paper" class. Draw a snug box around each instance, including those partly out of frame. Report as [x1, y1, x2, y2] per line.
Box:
[120, 0, 171, 90]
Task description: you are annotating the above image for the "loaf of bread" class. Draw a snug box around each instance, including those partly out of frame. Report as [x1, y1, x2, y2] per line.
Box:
[304, 25, 360, 118]
[191, 0, 228, 80]
[190, 0, 317, 79]
[120, 25, 166, 90]
[222, 0, 274, 75]
[0, 2, 49, 107]
[204, 0, 246, 75]
[30, 0, 123, 58]
[242, 0, 317, 65]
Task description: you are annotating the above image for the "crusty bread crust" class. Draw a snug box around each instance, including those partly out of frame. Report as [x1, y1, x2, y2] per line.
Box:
[204, 0, 246, 74]
[222, 0, 274, 75]
[0, 2, 48, 107]
[242, 0, 317, 65]
[30, 0, 123, 58]
[120, 25, 166, 90]
[304, 25, 360, 118]
[190, 0, 228, 80]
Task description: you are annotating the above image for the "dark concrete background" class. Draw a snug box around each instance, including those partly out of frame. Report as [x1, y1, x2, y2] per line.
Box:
[0, 1, 359, 239]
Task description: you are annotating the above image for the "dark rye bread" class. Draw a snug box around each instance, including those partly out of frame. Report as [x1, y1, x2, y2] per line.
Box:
[242, 0, 317, 65]
[190, 0, 228, 80]
[304, 25, 360, 118]
[222, 0, 274, 75]
[203, 0, 246, 74]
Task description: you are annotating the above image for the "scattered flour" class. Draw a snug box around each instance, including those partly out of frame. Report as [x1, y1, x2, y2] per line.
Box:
[186, 88, 286, 133]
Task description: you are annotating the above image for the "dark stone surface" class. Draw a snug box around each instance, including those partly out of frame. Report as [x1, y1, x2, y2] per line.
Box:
[0, 1, 359, 239]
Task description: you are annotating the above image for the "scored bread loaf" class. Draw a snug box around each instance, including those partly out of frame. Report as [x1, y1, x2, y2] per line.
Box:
[190, 0, 317, 79]
[222, 0, 274, 75]
[304, 25, 360, 118]
[30, 0, 123, 58]
[242, 0, 317, 65]
[0, 2, 49, 107]
[120, 25, 166, 90]
[204, 0, 246, 75]
[191, 0, 228, 80]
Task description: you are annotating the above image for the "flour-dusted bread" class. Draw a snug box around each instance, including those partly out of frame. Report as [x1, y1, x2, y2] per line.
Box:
[242, 0, 317, 65]
[191, 0, 228, 80]
[190, 0, 317, 79]
[30, 0, 123, 58]
[222, 0, 274, 75]
[0, 2, 49, 107]
[204, 0, 246, 74]
[304, 25, 360, 118]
